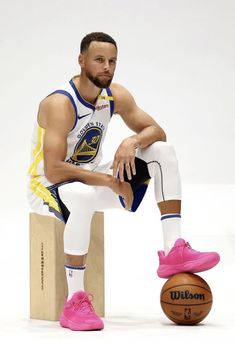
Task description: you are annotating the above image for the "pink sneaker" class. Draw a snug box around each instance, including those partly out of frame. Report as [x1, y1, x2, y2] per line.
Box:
[157, 238, 220, 278]
[59, 291, 104, 331]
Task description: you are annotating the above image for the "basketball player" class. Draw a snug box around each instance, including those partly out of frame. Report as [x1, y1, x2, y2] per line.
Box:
[27, 32, 220, 331]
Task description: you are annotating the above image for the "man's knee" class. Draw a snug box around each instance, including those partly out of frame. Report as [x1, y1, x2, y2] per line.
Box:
[149, 141, 176, 157]
[140, 141, 178, 164]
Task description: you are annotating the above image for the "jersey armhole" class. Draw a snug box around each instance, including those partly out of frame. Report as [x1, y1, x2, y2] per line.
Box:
[47, 90, 78, 131]
[106, 87, 115, 117]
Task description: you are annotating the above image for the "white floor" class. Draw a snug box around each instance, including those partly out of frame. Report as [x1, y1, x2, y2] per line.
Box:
[0, 184, 235, 342]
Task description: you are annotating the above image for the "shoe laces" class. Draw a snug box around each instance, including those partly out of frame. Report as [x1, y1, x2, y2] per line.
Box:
[72, 293, 95, 313]
[185, 241, 197, 252]
[185, 242, 191, 249]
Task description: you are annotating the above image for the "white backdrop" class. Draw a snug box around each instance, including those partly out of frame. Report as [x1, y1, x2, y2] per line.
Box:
[0, 1, 235, 340]
[0, 0, 234, 186]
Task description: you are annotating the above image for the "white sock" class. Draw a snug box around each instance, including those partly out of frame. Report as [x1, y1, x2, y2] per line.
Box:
[65, 264, 86, 300]
[161, 213, 181, 254]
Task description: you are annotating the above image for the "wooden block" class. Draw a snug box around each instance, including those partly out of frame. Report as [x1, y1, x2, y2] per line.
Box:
[30, 211, 105, 321]
[85, 212, 105, 317]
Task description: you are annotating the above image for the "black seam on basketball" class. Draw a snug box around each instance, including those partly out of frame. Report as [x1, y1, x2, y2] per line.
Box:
[161, 283, 211, 296]
[161, 300, 212, 306]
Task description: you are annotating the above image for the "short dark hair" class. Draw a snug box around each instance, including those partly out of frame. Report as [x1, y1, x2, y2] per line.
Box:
[80, 32, 117, 53]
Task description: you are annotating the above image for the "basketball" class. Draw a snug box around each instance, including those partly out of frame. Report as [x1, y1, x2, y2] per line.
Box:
[160, 273, 213, 325]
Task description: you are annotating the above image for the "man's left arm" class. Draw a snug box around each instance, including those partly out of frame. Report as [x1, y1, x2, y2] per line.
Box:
[111, 83, 166, 181]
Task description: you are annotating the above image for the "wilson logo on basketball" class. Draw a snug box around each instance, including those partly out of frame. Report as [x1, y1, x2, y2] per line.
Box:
[170, 290, 205, 300]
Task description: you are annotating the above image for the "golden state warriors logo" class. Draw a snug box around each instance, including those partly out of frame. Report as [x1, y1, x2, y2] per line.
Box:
[70, 127, 102, 164]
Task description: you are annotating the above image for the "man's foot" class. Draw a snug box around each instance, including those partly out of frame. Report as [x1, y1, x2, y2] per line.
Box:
[157, 238, 220, 278]
[59, 291, 104, 331]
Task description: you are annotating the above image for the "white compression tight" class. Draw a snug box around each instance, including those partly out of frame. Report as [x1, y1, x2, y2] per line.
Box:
[58, 141, 181, 255]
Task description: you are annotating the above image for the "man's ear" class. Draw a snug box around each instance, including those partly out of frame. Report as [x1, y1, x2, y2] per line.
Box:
[78, 54, 84, 68]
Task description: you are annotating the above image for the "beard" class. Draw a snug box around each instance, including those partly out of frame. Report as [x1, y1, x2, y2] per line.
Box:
[86, 70, 113, 88]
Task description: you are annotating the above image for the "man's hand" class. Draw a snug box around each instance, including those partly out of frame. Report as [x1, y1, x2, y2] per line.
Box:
[111, 137, 138, 182]
[109, 176, 134, 210]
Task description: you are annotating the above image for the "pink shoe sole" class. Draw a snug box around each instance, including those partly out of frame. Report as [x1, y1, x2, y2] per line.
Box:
[157, 254, 220, 278]
[60, 314, 104, 331]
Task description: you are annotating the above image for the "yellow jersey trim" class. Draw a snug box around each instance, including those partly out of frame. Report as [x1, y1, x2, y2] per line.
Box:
[98, 95, 114, 101]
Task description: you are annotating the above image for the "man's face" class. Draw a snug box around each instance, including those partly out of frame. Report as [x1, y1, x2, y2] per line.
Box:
[79, 41, 117, 88]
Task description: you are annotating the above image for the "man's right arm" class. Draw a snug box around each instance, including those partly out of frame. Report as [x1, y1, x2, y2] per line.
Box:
[41, 94, 113, 187]
[40, 95, 133, 209]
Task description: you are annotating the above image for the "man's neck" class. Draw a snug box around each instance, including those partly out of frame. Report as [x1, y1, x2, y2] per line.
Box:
[72, 74, 101, 105]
